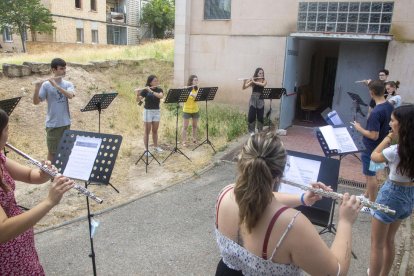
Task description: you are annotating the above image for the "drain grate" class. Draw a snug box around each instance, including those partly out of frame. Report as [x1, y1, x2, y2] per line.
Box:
[338, 177, 366, 190]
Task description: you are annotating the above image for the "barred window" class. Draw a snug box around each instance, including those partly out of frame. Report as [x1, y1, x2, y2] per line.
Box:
[92, 30, 98, 43]
[2, 27, 13, 42]
[76, 28, 84, 43]
[204, 0, 231, 20]
[298, 2, 393, 34]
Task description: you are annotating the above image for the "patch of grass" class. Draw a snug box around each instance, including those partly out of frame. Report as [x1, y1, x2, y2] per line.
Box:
[0, 39, 174, 67]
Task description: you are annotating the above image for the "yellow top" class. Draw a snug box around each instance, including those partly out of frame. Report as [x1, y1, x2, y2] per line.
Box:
[183, 89, 199, 113]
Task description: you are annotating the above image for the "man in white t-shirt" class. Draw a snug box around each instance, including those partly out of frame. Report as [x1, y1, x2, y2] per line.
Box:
[33, 58, 75, 161]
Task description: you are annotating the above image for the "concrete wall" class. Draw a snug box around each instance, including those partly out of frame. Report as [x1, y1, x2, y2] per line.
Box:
[385, 41, 414, 104]
[50, 0, 107, 44]
[177, 0, 414, 109]
[0, 31, 25, 52]
[174, 0, 295, 108]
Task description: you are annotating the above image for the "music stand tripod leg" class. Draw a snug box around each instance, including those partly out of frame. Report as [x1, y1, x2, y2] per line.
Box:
[193, 100, 216, 153]
[163, 103, 191, 163]
[85, 181, 98, 276]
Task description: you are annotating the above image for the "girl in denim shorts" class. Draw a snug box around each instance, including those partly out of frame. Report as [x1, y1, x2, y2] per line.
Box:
[369, 105, 414, 275]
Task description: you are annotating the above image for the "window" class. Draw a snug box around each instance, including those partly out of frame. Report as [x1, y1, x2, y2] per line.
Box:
[92, 30, 98, 43]
[3, 27, 13, 42]
[75, 0, 82, 9]
[91, 0, 96, 11]
[204, 0, 231, 20]
[297, 2, 394, 34]
[76, 28, 84, 43]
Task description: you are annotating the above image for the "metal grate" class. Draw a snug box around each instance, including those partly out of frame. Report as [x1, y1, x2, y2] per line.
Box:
[338, 177, 366, 189]
[298, 2, 394, 34]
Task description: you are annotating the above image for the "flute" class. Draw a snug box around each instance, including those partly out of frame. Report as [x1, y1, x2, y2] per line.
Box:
[134, 85, 161, 92]
[31, 76, 66, 85]
[355, 80, 366, 83]
[281, 179, 395, 215]
[237, 77, 264, 81]
[5, 143, 103, 204]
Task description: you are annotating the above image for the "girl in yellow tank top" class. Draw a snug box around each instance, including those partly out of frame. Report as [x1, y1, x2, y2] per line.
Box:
[182, 75, 200, 146]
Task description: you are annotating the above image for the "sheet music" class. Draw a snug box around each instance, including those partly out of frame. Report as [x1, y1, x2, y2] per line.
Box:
[333, 127, 358, 153]
[63, 136, 102, 181]
[279, 156, 321, 195]
[320, 125, 358, 153]
[327, 110, 343, 126]
[319, 125, 339, 150]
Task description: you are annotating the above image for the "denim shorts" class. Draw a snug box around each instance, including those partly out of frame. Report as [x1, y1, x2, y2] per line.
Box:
[143, 109, 160, 122]
[361, 151, 376, 176]
[373, 179, 414, 224]
[182, 112, 199, 119]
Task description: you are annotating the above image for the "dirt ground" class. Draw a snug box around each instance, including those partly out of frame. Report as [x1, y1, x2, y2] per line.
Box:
[0, 60, 222, 230]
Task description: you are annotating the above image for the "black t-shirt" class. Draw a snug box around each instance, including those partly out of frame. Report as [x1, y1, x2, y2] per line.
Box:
[140, 87, 163, 109]
[252, 83, 264, 94]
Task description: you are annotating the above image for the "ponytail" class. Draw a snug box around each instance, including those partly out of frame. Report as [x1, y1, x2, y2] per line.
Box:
[234, 132, 286, 232]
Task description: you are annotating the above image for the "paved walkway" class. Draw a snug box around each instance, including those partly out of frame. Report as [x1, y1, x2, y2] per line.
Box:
[35, 127, 411, 275]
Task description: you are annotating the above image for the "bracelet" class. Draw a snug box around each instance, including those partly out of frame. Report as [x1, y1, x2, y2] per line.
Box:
[300, 193, 307, 206]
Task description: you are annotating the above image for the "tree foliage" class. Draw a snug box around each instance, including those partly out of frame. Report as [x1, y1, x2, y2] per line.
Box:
[141, 0, 175, 39]
[0, 0, 54, 52]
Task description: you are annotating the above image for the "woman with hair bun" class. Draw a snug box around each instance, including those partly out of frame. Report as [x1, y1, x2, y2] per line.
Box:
[386, 81, 402, 108]
[215, 132, 362, 275]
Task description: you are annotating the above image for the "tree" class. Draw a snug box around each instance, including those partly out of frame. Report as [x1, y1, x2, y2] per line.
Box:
[141, 0, 175, 39]
[0, 0, 54, 52]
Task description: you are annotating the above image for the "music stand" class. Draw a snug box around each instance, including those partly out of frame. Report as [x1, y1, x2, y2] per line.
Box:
[284, 150, 357, 259]
[135, 122, 161, 173]
[163, 88, 192, 163]
[193, 87, 218, 153]
[54, 130, 123, 276]
[315, 125, 365, 162]
[347, 92, 367, 120]
[321, 108, 344, 126]
[81, 93, 118, 133]
[0, 97, 21, 156]
[261, 88, 285, 129]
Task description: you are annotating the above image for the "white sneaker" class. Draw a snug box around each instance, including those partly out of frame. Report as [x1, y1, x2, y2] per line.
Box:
[154, 147, 163, 153]
[144, 151, 152, 157]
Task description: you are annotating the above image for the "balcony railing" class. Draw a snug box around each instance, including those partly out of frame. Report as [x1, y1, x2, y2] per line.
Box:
[107, 11, 126, 23]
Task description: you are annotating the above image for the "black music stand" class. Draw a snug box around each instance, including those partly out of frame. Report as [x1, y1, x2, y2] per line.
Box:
[81, 93, 118, 133]
[135, 128, 161, 173]
[316, 125, 365, 162]
[347, 92, 367, 120]
[54, 130, 123, 276]
[321, 108, 344, 126]
[0, 97, 22, 156]
[261, 88, 285, 129]
[284, 150, 357, 259]
[163, 88, 192, 163]
[193, 87, 218, 153]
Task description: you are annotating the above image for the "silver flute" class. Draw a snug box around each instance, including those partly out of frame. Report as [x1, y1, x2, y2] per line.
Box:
[281, 179, 395, 215]
[5, 143, 103, 204]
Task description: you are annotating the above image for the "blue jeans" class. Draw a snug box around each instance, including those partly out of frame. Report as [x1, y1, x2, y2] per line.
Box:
[373, 180, 414, 224]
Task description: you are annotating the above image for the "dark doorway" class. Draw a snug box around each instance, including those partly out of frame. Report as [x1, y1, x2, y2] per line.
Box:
[321, 57, 338, 109]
